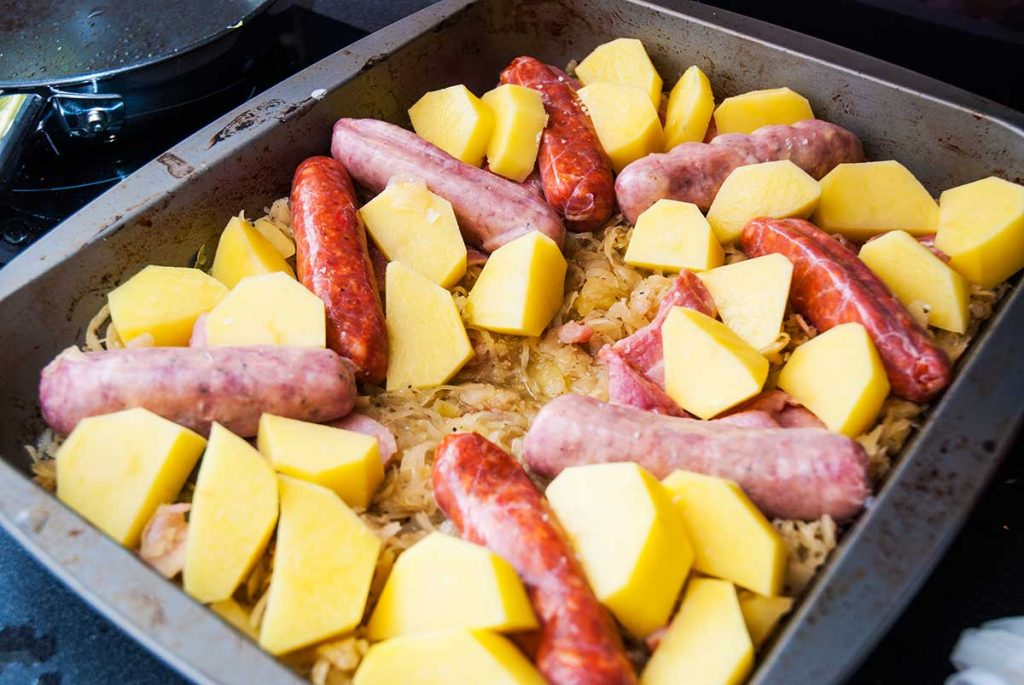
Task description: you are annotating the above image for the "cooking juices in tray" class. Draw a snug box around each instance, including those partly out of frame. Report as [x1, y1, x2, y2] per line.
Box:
[29, 35, 1023, 685]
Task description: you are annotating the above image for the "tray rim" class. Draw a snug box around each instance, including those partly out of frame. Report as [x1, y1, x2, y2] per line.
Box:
[0, 0, 1021, 683]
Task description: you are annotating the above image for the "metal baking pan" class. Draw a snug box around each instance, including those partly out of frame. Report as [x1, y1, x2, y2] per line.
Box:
[0, 0, 1021, 682]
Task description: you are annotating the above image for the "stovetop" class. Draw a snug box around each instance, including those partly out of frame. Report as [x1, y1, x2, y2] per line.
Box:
[0, 1, 1020, 684]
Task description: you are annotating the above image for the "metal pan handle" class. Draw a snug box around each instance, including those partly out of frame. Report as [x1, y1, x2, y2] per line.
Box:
[0, 94, 46, 192]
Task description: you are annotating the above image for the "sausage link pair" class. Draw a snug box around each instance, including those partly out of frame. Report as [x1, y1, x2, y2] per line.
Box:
[501, 56, 616, 231]
[291, 156, 387, 385]
[741, 217, 951, 402]
[433, 432, 636, 685]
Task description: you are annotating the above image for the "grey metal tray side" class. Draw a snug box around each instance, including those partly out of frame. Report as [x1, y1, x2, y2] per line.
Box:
[0, 0, 1020, 683]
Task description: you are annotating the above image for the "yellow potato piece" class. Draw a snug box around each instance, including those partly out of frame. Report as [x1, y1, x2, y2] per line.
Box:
[56, 408, 206, 547]
[577, 81, 664, 172]
[662, 471, 786, 597]
[354, 629, 547, 685]
[662, 308, 768, 419]
[777, 322, 890, 436]
[386, 261, 474, 390]
[713, 87, 813, 135]
[738, 592, 793, 648]
[860, 230, 969, 333]
[698, 254, 794, 351]
[408, 85, 494, 166]
[812, 161, 939, 240]
[252, 217, 296, 259]
[211, 216, 295, 289]
[257, 414, 384, 509]
[664, 65, 715, 150]
[546, 462, 693, 637]
[706, 160, 821, 243]
[641, 578, 753, 685]
[210, 598, 258, 639]
[108, 265, 228, 346]
[936, 176, 1024, 288]
[367, 532, 537, 640]
[482, 84, 548, 182]
[259, 476, 381, 655]
[204, 272, 326, 347]
[624, 199, 724, 272]
[575, 37, 663, 109]
[359, 179, 467, 287]
[184, 424, 278, 604]
[465, 231, 567, 337]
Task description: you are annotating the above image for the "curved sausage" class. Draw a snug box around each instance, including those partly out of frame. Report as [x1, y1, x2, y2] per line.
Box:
[500, 56, 615, 231]
[433, 432, 636, 685]
[292, 156, 387, 385]
[611, 270, 717, 387]
[331, 118, 564, 253]
[523, 395, 869, 521]
[615, 119, 864, 224]
[599, 346, 688, 417]
[39, 346, 357, 437]
[741, 217, 951, 402]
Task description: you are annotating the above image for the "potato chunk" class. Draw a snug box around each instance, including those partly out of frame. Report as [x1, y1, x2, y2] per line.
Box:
[386, 261, 474, 390]
[465, 231, 567, 337]
[662, 471, 786, 597]
[210, 598, 258, 639]
[662, 308, 769, 419]
[204, 272, 326, 347]
[575, 38, 663, 109]
[698, 254, 793, 351]
[56, 408, 206, 547]
[482, 84, 548, 182]
[259, 476, 381, 655]
[706, 160, 820, 243]
[936, 176, 1024, 288]
[812, 161, 939, 240]
[408, 85, 494, 166]
[257, 414, 384, 509]
[354, 630, 546, 685]
[546, 462, 693, 637]
[624, 199, 724, 272]
[664, 65, 715, 149]
[211, 216, 295, 289]
[359, 179, 467, 287]
[859, 230, 969, 333]
[108, 265, 228, 346]
[183, 424, 278, 603]
[367, 532, 537, 640]
[738, 593, 793, 647]
[252, 217, 296, 259]
[640, 578, 753, 685]
[777, 322, 890, 436]
[712, 87, 813, 135]
[577, 82, 664, 172]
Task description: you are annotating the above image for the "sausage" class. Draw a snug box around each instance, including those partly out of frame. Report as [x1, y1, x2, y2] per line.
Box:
[292, 156, 388, 385]
[615, 119, 864, 224]
[522, 394, 870, 521]
[611, 270, 717, 387]
[741, 217, 951, 402]
[432, 432, 636, 685]
[723, 389, 825, 429]
[39, 346, 357, 437]
[500, 56, 615, 231]
[331, 118, 564, 253]
[599, 346, 687, 417]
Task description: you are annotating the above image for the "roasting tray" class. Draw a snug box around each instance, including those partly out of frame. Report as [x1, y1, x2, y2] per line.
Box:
[0, 1, 1021, 683]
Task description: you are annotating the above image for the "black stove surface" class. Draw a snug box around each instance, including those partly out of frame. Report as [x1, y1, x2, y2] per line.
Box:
[0, 1, 1021, 684]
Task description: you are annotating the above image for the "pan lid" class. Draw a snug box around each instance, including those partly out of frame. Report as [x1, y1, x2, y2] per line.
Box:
[0, 0, 271, 88]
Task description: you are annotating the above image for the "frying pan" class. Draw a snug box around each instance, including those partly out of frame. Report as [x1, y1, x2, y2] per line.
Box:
[0, 0, 275, 189]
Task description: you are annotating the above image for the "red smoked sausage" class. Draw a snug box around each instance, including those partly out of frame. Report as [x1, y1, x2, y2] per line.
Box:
[432, 433, 636, 685]
[291, 156, 387, 385]
[501, 56, 615, 232]
[741, 217, 951, 402]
